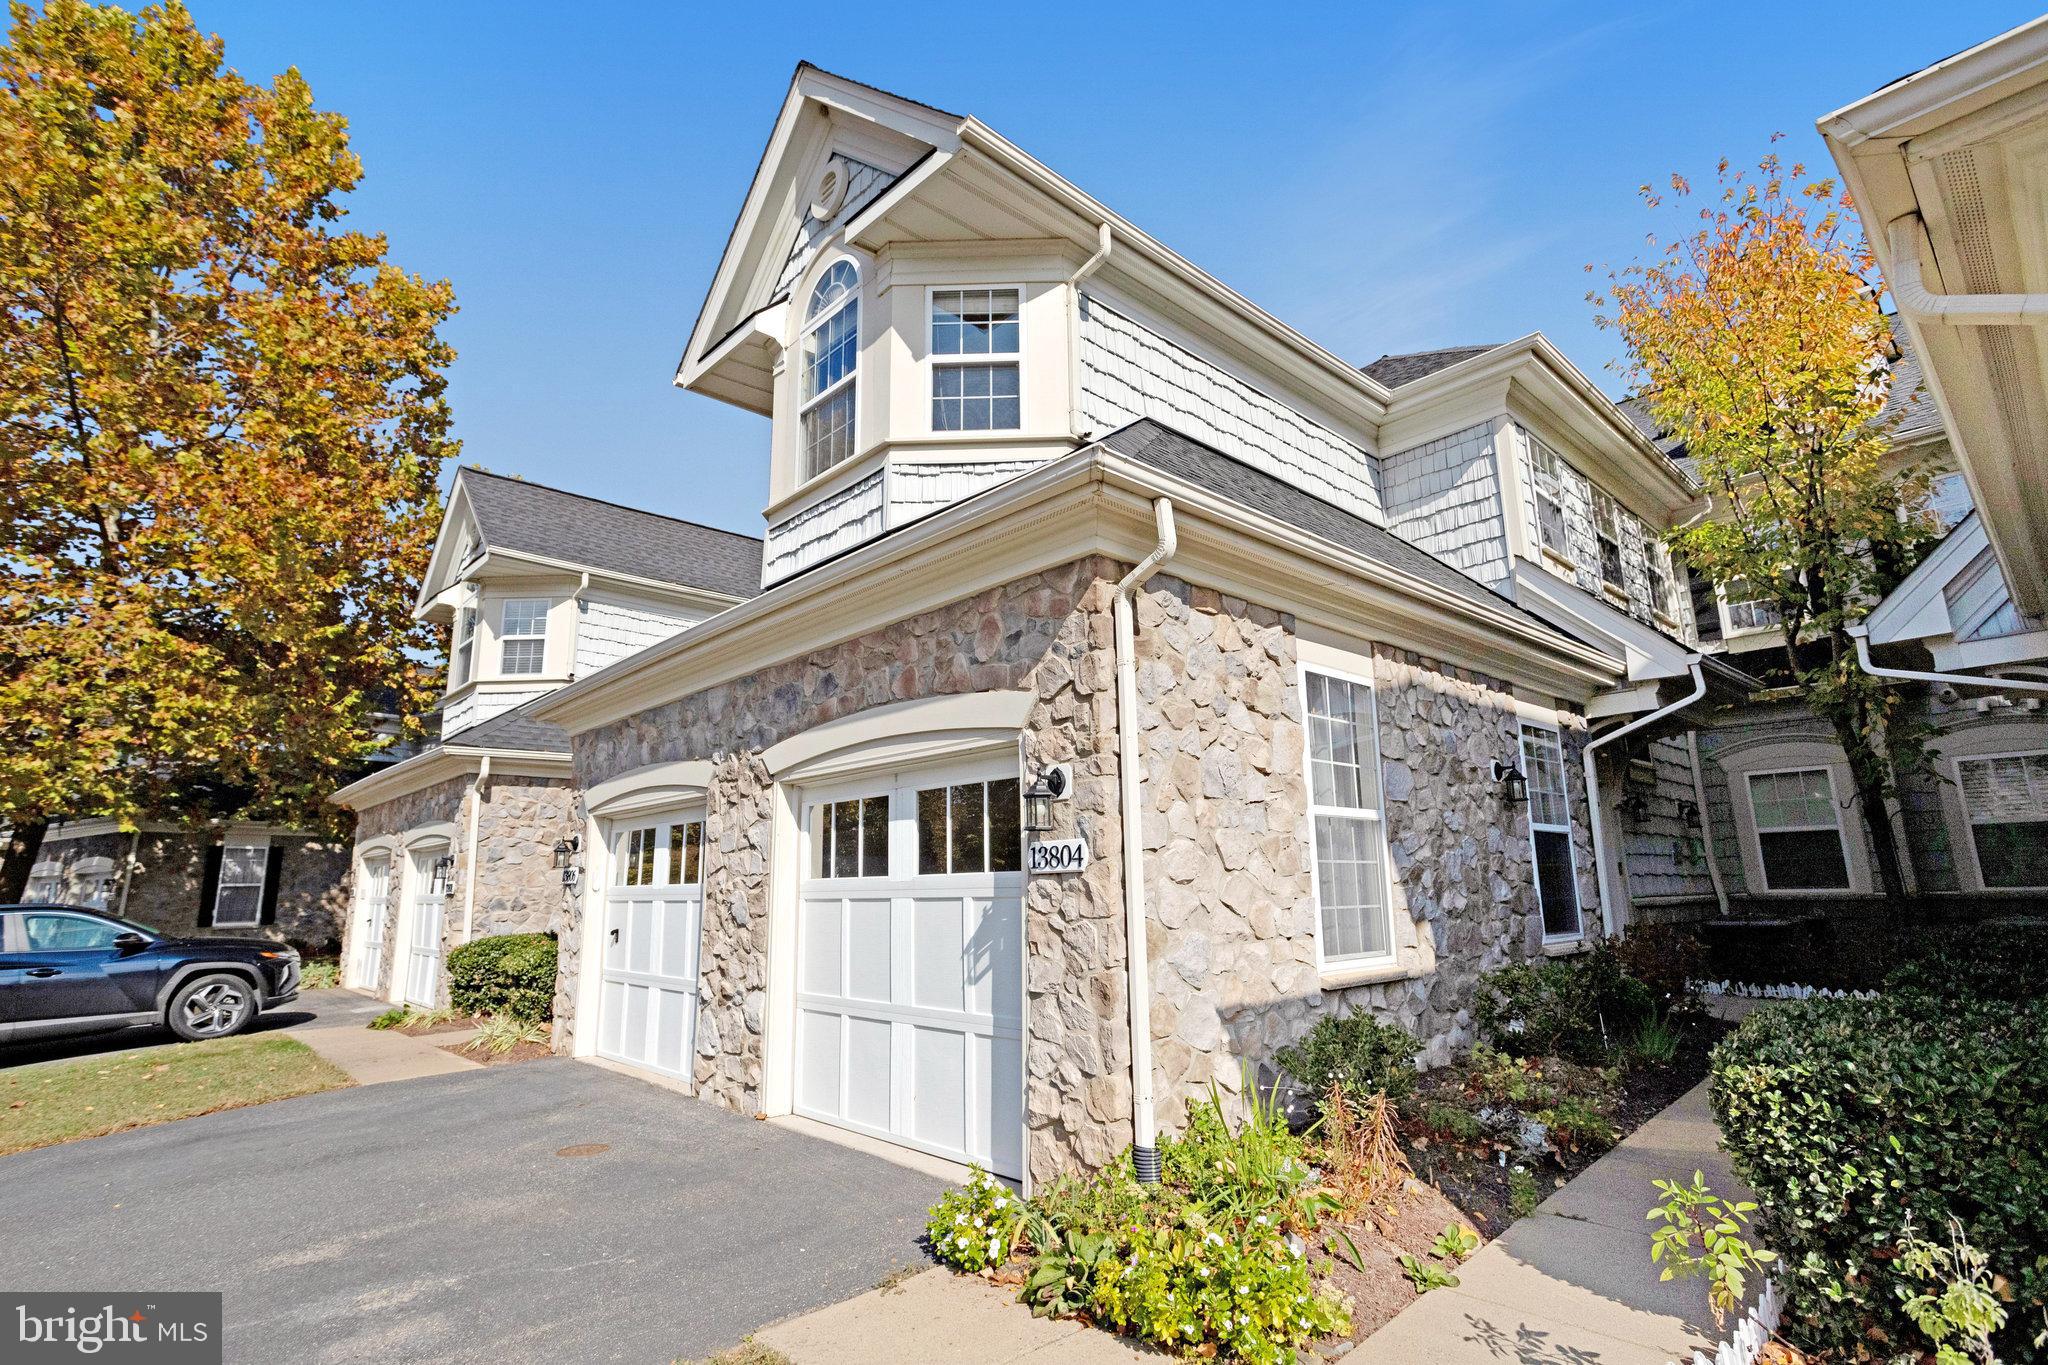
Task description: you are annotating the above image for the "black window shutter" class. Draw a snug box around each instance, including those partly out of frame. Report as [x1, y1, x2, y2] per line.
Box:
[197, 845, 223, 927]
[258, 846, 286, 926]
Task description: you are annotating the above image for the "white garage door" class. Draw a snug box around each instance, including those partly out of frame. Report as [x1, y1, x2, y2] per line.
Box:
[796, 757, 1024, 1178]
[402, 849, 451, 1007]
[598, 812, 705, 1083]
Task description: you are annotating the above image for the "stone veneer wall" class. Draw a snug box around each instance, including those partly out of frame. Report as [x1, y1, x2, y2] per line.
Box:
[571, 556, 1601, 1183]
[572, 557, 1127, 1183]
[32, 829, 349, 950]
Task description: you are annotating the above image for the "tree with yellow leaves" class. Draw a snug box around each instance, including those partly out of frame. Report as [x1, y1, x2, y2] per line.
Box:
[0, 1, 456, 897]
[1593, 147, 1941, 905]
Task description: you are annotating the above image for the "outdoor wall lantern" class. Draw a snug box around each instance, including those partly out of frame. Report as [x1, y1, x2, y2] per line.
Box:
[1023, 764, 1071, 833]
[432, 854, 457, 876]
[551, 836, 580, 870]
[1490, 760, 1529, 806]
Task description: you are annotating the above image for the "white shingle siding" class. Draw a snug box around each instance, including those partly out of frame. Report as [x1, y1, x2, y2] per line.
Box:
[1079, 298, 1385, 523]
[1382, 423, 1511, 590]
[1621, 736, 1718, 902]
[775, 155, 897, 296]
[574, 595, 704, 677]
[442, 685, 550, 741]
[889, 459, 1045, 522]
[763, 468, 886, 585]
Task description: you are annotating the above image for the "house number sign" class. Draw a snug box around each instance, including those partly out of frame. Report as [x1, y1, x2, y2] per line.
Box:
[1027, 837, 1090, 875]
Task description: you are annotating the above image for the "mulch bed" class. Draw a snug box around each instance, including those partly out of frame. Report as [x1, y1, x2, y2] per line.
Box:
[435, 1039, 553, 1066]
[1402, 1015, 1729, 1234]
[1316, 1178, 1481, 1344]
[388, 1016, 480, 1037]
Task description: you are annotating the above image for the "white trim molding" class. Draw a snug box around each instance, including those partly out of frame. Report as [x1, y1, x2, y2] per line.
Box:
[1931, 721, 2048, 893]
[1716, 739, 1874, 896]
[760, 690, 1035, 780]
[585, 759, 718, 819]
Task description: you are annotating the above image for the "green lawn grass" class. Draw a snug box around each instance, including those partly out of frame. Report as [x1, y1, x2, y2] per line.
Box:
[0, 1034, 352, 1156]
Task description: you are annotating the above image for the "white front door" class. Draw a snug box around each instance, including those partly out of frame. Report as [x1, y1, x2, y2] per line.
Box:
[403, 850, 450, 1007]
[597, 812, 705, 1082]
[794, 757, 1025, 1178]
[353, 857, 390, 992]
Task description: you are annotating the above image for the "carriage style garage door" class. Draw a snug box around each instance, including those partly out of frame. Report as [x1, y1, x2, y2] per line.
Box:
[599, 812, 706, 1083]
[402, 849, 451, 1007]
[796, 756, 1025, 1179]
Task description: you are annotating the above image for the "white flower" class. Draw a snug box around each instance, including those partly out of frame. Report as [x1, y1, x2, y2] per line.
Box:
[1253, 1215, 1267, 1225]
[955, 1213, 967, 1226]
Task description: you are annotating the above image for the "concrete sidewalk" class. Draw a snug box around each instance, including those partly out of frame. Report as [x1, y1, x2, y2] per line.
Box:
[1350, 1080, 1749, 1365]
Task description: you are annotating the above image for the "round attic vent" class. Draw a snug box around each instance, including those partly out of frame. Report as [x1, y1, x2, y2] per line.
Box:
[809, 161, 847, 221]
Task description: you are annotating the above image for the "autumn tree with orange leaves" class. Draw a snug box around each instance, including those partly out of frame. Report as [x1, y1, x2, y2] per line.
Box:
[0, 1, 456, 897]
[1593, 147, 1940, 906]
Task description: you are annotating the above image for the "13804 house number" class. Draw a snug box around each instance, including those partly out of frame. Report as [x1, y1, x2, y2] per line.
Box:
[1027, 837, 1089, 875]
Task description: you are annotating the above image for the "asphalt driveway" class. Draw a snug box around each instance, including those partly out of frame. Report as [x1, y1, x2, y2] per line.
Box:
[0, 1058, 947, 1363]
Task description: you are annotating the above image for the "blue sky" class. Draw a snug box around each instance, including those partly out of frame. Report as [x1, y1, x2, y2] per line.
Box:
[187, 1, 2043, 537]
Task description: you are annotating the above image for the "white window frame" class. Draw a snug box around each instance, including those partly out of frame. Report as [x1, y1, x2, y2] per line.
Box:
[24, 860, 63, 903]
[214, 837, 272, 928]
[799, 260, 860, 484]
[1717, 579, 1785, 638]
[450, 605, 476, 689]
[1593, 490, 1627, 596]
[497, 597, 549, 677]
[926, 284, 1024, 435]
[1297, 662, 1397, 973]
[1743, 765, 1853, 893]
[1952, 748, 2048, 892]
[1519, 723, 1583, 942]
[1525, 430, 1573, 564]
[1645, 535, 1677, 625]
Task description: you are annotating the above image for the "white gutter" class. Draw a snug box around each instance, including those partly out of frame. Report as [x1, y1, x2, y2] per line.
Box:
[1067, 223, 1113, 439]
[1888, 215, 2048, 326]
[1684, 730, 1729, 917]
[1114, 496, 1175, 1182]
[1583, 663, 1706, 937]
[1849, 623, 2048, 694]
[460, 755, 490, 943]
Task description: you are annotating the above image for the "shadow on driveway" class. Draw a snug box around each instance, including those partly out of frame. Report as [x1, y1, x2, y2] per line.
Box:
[0, 1057, 947, 1362]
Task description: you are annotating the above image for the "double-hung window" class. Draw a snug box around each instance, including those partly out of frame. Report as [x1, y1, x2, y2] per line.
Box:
[1645, 536, 1674, 620]
[1302, 669, 1392, 966]
[801, 262, 859, 480]
[1593, 491, 1626, 593]
[451, 607, 476, 688]
[1527, 433, 1572, 560]
[498, 598, 548, 676]
[1958, 752, 2048, 889]
[1746, 768, 1850, 889]
[1721, 580, 1783, 634]
[214, 839, 271, 927]
[1519, 724, 1582, 938]
[930, 288, 1020, 431]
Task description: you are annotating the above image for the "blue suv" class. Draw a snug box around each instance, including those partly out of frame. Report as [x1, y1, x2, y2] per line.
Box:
[0, 904, 300, 1045]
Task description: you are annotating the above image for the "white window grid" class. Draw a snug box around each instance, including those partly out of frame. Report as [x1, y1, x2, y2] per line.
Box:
[1957, 751, 2048, 890]
[452, 607, 476, 688]
[1744, 766, 1851, 891]
[1300, 666, 1394, 968]
[1519, 723, 1582, 939]
[1593, 490, 1625, 590]
[1645, 536, 1674, 619]
[1720, 579, 1784, 634]
[801, 262, 860, 481]
[498, 597, 548, 675]
[215, 840, 270, 927]
[930, 287, 1022, 433]
[1526, 432, 1572, 560]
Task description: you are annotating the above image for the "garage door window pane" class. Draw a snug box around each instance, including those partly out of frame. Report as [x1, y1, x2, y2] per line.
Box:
[950, 783, 985, 873]
[988, 777, 1021, 872]
[668, 822, 702, 886]
[832, 801, 860, 878]
[861, 797, 889, 877]
[917, 787, 947, 875]
[817, 797, 888, 879]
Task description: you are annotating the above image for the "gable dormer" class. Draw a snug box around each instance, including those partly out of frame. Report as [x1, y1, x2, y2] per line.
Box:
[419, 469, 763, 738]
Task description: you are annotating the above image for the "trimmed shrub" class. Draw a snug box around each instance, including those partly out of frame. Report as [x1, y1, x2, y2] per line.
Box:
[1711, 989, 2048, 1362]
[1474, 944, 1652, 1062]
[1275, 1010, 1418, 1110]
[1882, 926, 2048, 1003]
[445, 932, 557, 1022]
[1607, 925, 1707, 1014]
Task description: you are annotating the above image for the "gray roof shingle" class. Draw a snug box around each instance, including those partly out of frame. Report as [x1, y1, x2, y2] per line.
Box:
[461, 467, 764, 600]
[1360, 345, 1502, 388]
[1098, 419, 1584, 642]
[441, 694, 569, 755]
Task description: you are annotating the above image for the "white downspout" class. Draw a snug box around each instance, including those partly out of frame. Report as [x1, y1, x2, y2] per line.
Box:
[460, 755, 490, 943]
[1114, 496, 1175, 1182]
[1849, 623, 2048, 695]
[1684, 730, 1729, 917]
[1583, 663, 1706, 937]
[1067, 223, 1113, 440]
[1888, 216, 2048, 326]
[569, 571, 591, 681]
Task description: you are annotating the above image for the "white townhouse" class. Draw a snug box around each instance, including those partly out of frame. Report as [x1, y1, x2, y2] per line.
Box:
[332, 61, 2041, 1191]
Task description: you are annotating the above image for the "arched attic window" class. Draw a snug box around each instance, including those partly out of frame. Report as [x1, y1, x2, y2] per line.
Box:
[800, 261, 860, 481]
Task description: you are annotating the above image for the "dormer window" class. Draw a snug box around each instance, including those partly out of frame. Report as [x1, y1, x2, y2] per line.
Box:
[499, 598, 548, 675]
[801, 262, 859, 480]
[451, 607, 476, 689]
[931, 288, 1020, 431]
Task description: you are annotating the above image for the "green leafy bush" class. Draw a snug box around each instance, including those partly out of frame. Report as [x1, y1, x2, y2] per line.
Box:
[1711, 988, 2048, 1361]
[1882, 927, 2048, 1003]
[926, 1166, 1022, 1273]
[1474, 944, 1653, 1062]
[298, 957, 342, 991]
[1275, 1011, 1418, 1110]
[445, 932, 557, 1022]
[1457, 1045, 1620, 1158]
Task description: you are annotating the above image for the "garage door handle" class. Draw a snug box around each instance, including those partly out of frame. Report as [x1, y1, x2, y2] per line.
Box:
[26, 967, 60, 978]
[610, 928, 619, 943]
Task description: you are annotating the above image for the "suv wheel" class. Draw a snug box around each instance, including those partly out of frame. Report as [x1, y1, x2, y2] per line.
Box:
[167, 973, 257, 1041]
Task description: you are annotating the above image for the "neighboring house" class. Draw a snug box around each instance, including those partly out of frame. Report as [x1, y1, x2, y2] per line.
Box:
[328, 466, 763, 1007]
